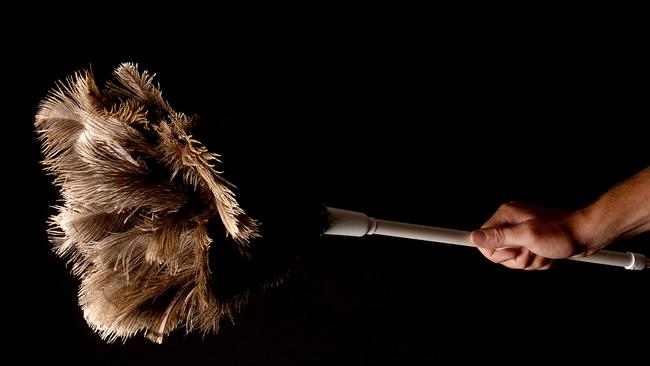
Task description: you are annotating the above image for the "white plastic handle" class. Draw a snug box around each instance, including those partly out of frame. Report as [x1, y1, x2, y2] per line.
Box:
[323, 207, 647, 271]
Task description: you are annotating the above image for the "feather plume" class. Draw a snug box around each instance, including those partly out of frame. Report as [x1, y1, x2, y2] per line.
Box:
[35, 63, 260, 343]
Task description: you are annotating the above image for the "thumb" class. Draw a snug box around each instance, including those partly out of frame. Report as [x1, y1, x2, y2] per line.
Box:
[470, 225, 526, 249]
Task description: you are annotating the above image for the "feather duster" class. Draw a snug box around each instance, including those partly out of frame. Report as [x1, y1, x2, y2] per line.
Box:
[35, 63, 260, 343]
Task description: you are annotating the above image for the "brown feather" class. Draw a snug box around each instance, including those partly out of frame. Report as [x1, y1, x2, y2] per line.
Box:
[35, 63, 260, 343]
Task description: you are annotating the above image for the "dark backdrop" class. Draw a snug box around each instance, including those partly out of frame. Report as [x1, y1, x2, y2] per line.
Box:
[7, 15, 648, 365]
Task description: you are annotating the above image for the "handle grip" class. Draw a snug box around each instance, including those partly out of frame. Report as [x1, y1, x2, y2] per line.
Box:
[323, 207, 647, 271]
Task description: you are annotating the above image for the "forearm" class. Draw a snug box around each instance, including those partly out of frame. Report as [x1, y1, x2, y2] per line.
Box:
[575, 167, 650, 252]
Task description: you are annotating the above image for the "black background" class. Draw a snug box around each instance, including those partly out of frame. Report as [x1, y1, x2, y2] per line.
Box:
[7, 11, 648, 365]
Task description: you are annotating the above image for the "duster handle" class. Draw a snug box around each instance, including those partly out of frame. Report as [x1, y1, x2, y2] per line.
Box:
[323, 207, 647, 271]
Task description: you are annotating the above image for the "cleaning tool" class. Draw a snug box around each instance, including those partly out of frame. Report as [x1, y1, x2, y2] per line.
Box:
[35, 64, 647, 343]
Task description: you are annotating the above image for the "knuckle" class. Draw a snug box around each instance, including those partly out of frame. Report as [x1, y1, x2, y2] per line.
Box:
[497, 201, 524, 217]
[488, 256, 502, 264]
[538, 262, 553, 270]
[486, 227, 506, 245]
[503, 261, 524, 270]
[504, 201, 522, 210]
[498, 202, 514, 213]
[477, 248, 496, 262]
[494, 228, 506, 244]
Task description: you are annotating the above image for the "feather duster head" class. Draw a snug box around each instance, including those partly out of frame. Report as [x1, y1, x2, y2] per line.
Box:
[35, 63, 260, 343]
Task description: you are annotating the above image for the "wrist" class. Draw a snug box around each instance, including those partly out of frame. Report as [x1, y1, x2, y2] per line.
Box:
[569, 205, 611, 255]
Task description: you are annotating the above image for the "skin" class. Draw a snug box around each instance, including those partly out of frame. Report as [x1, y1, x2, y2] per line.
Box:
[471, 167, 650, 270]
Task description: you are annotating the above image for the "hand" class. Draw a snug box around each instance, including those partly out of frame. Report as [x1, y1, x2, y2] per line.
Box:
[471, 167, 650, 270]
[470, 202, 592, 270]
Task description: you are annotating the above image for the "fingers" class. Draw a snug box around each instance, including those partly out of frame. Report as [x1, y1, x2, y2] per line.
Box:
[477, 246, 554, 270]
[527, 254, 551, 270]
[499, 250, 553, 270]
[477, 247, 519, 264]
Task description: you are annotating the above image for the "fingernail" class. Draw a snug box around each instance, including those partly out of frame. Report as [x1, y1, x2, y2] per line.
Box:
[471, 230, 487, 246]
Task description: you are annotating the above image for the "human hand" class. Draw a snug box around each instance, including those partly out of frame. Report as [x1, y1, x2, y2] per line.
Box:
[470, 202, 593, 270]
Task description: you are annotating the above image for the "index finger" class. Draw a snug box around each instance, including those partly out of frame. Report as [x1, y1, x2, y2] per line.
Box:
[481, 202, 535, 229]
